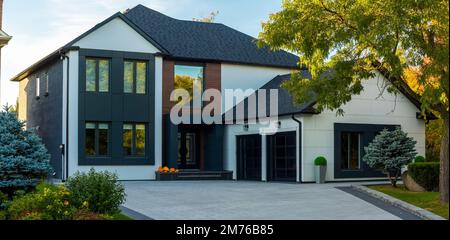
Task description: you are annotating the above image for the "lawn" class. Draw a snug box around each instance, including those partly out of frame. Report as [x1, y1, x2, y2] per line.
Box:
[369, 185, 449, 219]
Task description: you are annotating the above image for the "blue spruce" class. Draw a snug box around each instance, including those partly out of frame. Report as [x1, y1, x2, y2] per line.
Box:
[0, 106, 52, 195]
[363, 127, 417, 187]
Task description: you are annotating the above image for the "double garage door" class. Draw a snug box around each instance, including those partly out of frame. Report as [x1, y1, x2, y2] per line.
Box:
[237, 132, 297, 182]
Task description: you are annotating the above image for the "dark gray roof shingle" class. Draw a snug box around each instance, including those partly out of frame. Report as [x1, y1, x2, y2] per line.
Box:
[124, 4, 299, 68]
[224, 71, 318, 121]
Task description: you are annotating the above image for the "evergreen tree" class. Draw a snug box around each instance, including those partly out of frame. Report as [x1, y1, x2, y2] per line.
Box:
[363, 127, 417, 187]
[0, 106, 52, 195]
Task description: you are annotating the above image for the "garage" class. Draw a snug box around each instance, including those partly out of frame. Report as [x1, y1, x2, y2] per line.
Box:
[267, 132, 297, 182]
[237, 135, 262, 181]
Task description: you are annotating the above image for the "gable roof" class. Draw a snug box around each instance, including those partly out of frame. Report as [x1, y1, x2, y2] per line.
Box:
[224, 69, 427, 121]
[124, 5, 299, 68]
[0, 29, 12, 47]
[11, 4, 300, 82]
[224, 72, 318, 122]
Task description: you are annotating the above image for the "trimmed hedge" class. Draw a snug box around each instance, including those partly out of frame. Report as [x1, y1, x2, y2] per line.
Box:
[408, 162, 439, 192]
[314, 156, 327, 166]
[415, 155, 425, 163]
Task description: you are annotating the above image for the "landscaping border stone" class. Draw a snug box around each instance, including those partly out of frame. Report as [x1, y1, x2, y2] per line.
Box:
[352, 185, 446, 220]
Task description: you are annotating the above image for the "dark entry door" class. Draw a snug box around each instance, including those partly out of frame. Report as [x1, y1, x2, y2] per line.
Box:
[268, 132, 297, 182]
[178, 129, 200, 169]
[237, 135, 262, 180]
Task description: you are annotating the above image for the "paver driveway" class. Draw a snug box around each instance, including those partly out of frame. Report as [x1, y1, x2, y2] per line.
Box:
[122, 181, 401, 220]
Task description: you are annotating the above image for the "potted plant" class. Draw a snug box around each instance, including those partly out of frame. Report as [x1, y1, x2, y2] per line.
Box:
[314, 156, 327, 184]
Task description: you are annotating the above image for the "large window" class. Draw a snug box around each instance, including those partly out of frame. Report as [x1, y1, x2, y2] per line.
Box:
[123, 123, 146, 157]
[174, 65, 204, 105]
[341, 132, 361, 170]
[85, 122, 110, 157]
[86, 58, 110, 92]
[124, 60, 147, 94]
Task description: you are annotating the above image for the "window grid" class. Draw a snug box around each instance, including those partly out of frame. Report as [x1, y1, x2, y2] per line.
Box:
[85, 122, 110, 157]
[85, 58, 110, 93]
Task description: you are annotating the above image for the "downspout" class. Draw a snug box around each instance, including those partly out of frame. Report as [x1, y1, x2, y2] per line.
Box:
[59, 46, 78, 181]
[291, 115, 303, 183]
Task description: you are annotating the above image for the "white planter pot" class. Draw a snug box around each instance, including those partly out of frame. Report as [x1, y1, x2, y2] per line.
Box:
[315, 166, 327, 184]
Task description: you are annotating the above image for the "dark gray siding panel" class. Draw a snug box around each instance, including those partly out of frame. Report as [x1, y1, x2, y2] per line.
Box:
[25, 60, 63, 179]
[78, 49, 155, 166]
[334, 123, 399, 179]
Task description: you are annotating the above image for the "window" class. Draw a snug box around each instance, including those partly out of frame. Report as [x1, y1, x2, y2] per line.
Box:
[124, 60, 147, 94]
[36, 77, 40, 97]
[123, 123, 146, 157]
[85, 122, 110, 157]
[341, 132, 361, 170]
[86, 58, 110, 92]
[174, 65, 204, 105]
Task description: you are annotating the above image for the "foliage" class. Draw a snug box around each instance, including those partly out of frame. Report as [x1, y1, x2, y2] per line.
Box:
[259, 0, 448, 116]
[409, 162, 440, 192]
[415, 155, 426, 163]
[314, 156, 327, 166]
[0, 106, 53, 196]
[7, 183, 78, 220]
[426, 119, 443, 162]
[65, 169, 126, 214]
[0, 191, 7, 211]
[363, 127, 417, 187]
[369, 185, 448, 219]
[193, 11, 219, 23]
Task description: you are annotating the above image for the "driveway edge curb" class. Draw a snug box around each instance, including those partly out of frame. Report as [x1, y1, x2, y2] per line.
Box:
[351, 185, 446, 220]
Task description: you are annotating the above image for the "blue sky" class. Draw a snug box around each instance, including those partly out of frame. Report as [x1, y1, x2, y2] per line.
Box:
[0, 0, 283, 105]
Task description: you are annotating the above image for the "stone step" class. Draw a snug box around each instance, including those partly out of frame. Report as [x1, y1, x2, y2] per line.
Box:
[156, 171, 233, 181]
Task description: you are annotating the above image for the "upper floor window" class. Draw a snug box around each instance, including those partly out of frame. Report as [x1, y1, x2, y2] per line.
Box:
[174, 65, 204, 105]
[86, 58, 110, 92]
[124, 60, 147, 94]
[85, 122, 110, 157]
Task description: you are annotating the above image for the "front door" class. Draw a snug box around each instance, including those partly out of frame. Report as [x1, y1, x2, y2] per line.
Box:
[178, 129, 200, 169]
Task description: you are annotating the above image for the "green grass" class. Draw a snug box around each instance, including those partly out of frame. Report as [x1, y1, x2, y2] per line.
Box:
[111, 212, 133, 220]
[369, 185, 449, 219]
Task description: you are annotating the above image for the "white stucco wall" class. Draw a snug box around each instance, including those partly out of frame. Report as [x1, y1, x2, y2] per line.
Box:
[63, 16, 162, 180]
[72, 17, 160, 53]
[224, 71, 425, 182]
[221, 63, 293, 113]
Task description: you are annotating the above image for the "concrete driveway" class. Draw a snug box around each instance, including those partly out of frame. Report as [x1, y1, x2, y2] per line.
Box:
[122, 181, 402, 220]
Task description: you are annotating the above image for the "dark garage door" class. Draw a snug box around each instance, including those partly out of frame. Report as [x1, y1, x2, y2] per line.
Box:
[268, 132, 297, 182]
[237, 135, 262, 181]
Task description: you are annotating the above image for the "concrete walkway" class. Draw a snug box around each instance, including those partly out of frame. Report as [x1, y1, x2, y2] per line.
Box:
[122, 181, 402, 220]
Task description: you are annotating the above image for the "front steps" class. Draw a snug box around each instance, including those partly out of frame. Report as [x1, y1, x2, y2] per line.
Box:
[156, 170, 233, 181]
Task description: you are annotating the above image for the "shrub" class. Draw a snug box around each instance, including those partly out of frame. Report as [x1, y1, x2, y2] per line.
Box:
[66, 169, 126, 214]
[314, 156, 327, 166]
[408, 162, 440, 192]
[0, 106, 53, 196]
[415, 155, 426, 163]
[363, 127, 417, 187]
[7, 183, 77, 220]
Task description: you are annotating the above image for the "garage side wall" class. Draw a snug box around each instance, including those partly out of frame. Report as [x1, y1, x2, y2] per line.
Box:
[302, 72, 425, 182]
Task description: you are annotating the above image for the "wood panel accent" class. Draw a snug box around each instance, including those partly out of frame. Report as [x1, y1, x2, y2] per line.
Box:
[162, 59, 175, 114]
[162, 60, 222, 115]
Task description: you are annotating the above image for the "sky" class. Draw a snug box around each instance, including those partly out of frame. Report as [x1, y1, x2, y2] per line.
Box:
[0, 0, 284, 106]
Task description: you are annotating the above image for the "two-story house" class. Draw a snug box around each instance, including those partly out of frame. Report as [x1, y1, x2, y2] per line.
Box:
[11, 4, 425, 182]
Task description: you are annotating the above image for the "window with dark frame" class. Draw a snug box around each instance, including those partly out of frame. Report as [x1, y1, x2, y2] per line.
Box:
[86, 58, 110, 92]
[85, 122, 110, 157]
[45, 73, 49, 96]
[341, 132, 361, 170]
[123, 123, 146, 157]
[124, 60, 147, 94]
